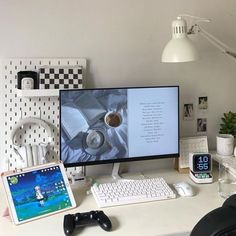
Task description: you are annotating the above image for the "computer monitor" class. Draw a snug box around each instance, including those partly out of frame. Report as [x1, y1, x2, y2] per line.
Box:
[59, 86, 179, 175]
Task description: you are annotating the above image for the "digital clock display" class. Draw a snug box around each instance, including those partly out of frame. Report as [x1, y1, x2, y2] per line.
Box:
[193, 154, 211, 172]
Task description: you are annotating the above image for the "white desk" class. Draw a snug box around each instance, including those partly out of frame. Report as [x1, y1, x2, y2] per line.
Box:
[0, 168, 224, 236]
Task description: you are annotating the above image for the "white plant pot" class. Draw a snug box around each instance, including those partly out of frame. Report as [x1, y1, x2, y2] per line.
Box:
[216, 134, 234, 156]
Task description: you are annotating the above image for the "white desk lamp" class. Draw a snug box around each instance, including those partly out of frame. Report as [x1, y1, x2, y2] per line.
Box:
[161, 14, 236, 63]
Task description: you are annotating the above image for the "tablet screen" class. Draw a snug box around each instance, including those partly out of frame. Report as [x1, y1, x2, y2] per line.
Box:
[4, 164, 75, 223]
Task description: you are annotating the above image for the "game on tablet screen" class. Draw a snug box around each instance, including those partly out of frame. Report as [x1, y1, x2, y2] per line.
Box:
[6, 165, 73, 222]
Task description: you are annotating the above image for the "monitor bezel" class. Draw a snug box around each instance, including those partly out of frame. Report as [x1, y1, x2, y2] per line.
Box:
[59, 85, 180, 168]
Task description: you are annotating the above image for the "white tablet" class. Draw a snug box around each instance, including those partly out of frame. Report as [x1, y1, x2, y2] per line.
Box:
[1, 162, 76, 225]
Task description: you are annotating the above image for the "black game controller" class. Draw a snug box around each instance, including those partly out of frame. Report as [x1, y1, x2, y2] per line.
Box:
[63, 210, 112, 235]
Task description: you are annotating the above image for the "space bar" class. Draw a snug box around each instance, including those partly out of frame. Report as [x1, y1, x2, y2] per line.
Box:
[100, 195, 172, 206]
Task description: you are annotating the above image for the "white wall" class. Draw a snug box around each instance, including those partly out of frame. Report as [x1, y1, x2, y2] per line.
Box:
[1, 0, 236, 173]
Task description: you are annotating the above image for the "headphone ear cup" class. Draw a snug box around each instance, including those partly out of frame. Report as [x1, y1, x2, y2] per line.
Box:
[25, 145, 33, 167]
[32, 145, 39, 166]
[37, 145, 47, 164]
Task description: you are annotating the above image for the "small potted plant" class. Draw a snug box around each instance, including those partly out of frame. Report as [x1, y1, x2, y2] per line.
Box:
[217, 111, 236, 156]
[219, 111, 236, 137]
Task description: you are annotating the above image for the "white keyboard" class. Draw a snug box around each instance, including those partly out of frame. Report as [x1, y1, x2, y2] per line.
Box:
[91, 177, 176, 208]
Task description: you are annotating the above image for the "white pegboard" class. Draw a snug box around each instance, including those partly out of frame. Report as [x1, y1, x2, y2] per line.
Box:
[1, 58, 86, 172]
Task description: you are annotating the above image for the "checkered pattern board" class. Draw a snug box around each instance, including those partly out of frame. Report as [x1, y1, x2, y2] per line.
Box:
[39, 66, 83, 89]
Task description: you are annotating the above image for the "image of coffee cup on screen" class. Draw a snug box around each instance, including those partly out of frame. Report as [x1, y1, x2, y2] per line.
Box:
[104, 112, 122, 128]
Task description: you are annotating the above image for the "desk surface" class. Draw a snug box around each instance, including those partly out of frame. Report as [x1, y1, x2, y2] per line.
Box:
[0, 168, 224, 236]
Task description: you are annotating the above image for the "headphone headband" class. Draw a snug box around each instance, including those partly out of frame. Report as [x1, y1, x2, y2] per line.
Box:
[11, 117, 53, 147]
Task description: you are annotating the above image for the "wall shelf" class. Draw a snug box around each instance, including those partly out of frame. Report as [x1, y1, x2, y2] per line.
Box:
[17, 89, 59, 97]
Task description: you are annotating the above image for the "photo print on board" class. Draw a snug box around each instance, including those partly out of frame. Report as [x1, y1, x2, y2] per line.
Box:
[197, 118, 207, 133]
[198, 96, 208, 110]
[183, 103, 194, 120]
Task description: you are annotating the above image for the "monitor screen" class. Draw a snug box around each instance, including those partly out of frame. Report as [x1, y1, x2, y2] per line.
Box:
[60, 86, 179, 167]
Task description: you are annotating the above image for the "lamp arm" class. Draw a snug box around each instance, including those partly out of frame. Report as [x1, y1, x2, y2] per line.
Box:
[177, 14, 210, 23]
[191, 24, 236, 59]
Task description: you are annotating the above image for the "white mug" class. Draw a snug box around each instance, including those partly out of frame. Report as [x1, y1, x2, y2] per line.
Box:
[216, 134, 234, 156]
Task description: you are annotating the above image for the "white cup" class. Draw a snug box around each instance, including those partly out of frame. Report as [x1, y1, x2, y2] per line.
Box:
[216, 134, 234, 156]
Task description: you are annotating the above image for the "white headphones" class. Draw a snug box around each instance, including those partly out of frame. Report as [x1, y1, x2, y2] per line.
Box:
[11, 117, 53, 168]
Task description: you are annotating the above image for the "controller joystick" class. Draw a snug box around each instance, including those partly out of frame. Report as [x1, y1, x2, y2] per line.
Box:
[63, 210, 112, 235]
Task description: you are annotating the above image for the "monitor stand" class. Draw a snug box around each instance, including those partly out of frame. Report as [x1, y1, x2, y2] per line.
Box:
[111, 163, 144, 181]
[112, 163, 122, 180]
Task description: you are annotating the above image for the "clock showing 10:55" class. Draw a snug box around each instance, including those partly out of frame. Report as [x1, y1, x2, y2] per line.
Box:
[189, 153, 212, 184]
[192, 154, 211, 173]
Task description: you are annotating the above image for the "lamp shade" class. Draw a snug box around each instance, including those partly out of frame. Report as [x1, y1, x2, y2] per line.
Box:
[162, 17, 199, 62]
